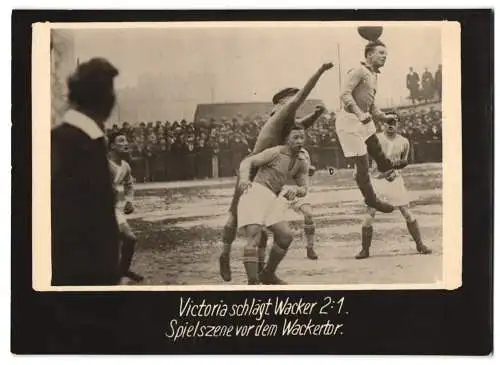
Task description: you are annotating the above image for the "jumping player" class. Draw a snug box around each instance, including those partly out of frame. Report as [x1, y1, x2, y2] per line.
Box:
[219, 62, 334, 281]
[108, 132, 144, 283]
[237, 125, 310, 284]
[336, 40, 398, 214]
[356, 113, 432, 259]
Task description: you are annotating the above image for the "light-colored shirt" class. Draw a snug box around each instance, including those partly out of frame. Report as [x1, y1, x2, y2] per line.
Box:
[241, 146, 309, 196]
[371, 133, 410, 179]
[340, 61, 385, 120]
[109, 159, 134, 208]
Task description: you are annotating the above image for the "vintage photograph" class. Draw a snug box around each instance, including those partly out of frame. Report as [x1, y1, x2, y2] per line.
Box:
[38, 21, 460, 289]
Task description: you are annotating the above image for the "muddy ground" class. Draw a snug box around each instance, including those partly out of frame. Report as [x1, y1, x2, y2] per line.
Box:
[124, 163, 442, 286]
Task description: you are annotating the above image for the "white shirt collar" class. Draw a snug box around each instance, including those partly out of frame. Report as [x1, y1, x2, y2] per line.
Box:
[62, 109, 104, 140]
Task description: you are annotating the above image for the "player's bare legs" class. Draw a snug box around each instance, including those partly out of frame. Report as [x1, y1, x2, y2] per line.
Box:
[259, 221, 293, 285]
[300, 204, 318, 260]
[241, 224, 264, 285]
[399, 206, 432, 254]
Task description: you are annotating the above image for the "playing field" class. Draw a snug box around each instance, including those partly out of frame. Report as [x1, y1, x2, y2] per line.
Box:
[126, 163, 443, 286]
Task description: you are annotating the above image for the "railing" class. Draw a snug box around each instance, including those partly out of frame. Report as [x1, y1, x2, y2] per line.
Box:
[129, 140, 442, 183]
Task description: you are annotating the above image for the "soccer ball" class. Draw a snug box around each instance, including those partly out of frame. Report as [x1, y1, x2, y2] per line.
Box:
[357, 26, 383, 41]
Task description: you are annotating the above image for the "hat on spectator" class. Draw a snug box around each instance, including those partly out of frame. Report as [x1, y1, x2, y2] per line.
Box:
[272, 87, 300, 105]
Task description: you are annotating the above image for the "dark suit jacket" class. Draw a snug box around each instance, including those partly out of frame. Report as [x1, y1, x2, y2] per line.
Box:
[51, 122, 121, 285]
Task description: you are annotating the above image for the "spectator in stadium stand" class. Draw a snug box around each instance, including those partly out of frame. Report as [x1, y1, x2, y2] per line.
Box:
[144, 135, 156, 182]
[434, 64, 442, 101]
[421, 67, 434, 103]
[195, 135, 212, 178]
[184, 134, 197, 180]
[154, 136, 168, 181]
[171, 134, 186, 181]
[406, 67, 420, 105]
[217, 134, 232, 178]
[164, 133, 176, 181]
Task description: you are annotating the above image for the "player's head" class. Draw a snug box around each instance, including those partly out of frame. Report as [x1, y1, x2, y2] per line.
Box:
[271, 87, 300, 117]
[67, 58, 119, 124]
[365, 40, 387, 69]
[272, 87, 299, 106]
[384, 112, 399, 136]
[285, 125, 306, 152]
[109, 132, 130, 154]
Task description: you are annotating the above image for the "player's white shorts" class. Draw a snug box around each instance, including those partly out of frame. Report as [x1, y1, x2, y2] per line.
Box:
[335, 110, 377, 157]
[372, 175, 410, 207]
[115, 208, 128, 226]
[237, 183, 288, 229]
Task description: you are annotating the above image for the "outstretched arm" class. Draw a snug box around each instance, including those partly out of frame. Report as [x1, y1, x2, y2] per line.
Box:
[254, 63, 333, 152]
[288, 63, 334, 110]
[296, 105, 326, 130]
[239, 147, 279, 184]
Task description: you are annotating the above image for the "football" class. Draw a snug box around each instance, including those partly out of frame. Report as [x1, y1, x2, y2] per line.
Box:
[357, 26, 383, 41]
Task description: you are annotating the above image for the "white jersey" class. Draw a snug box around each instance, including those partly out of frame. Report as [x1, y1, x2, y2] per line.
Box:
[371, 133, 410, 179]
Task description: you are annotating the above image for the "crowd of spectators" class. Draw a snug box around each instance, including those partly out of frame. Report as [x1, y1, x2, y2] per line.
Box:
[106, 103, 442, 183]
[406, 64, 442, 104]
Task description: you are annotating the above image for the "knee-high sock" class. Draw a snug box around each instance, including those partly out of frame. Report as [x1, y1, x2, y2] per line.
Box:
[265, 236, 292, 274]
[120, 235, 137, 274]
[406, 219, 423, 246]
[361, 226, 373, 251]
[354, 155, 378, 204]
[304, 221, 315, 249]
[243, 246, 258, 283]
[222, 218, 237, 255]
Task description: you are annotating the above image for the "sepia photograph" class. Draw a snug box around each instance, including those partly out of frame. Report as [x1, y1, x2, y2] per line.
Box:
[34, 21, 461, 290]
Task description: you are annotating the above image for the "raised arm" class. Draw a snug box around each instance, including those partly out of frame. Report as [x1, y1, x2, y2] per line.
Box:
[256, 63, 334, 151]
[288, 63, 334, 110]
[296, 105, 326, 130]
[370, 103, 387, 121]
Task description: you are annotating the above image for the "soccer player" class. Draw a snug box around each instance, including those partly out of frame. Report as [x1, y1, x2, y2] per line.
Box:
[256, 149, 318, 271]
[336, 40, 398, 214]
[108, 132, 144, 283]
[237, 126, 310, 284]
[273, 148, 319, 262]
[219, 62, 334, 281]
[356, 113, 432, 259]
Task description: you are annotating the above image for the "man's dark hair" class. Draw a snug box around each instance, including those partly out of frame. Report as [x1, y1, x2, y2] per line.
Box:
[286, 124, 306, 137]
[272, 87, 300, 105]
[364, 40, 386, 58]
[67, 58, 119, 118]
[108, 131, 126, 145]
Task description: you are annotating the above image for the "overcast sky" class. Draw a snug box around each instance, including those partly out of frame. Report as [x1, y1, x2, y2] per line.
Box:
[68, 23, 441, 120]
